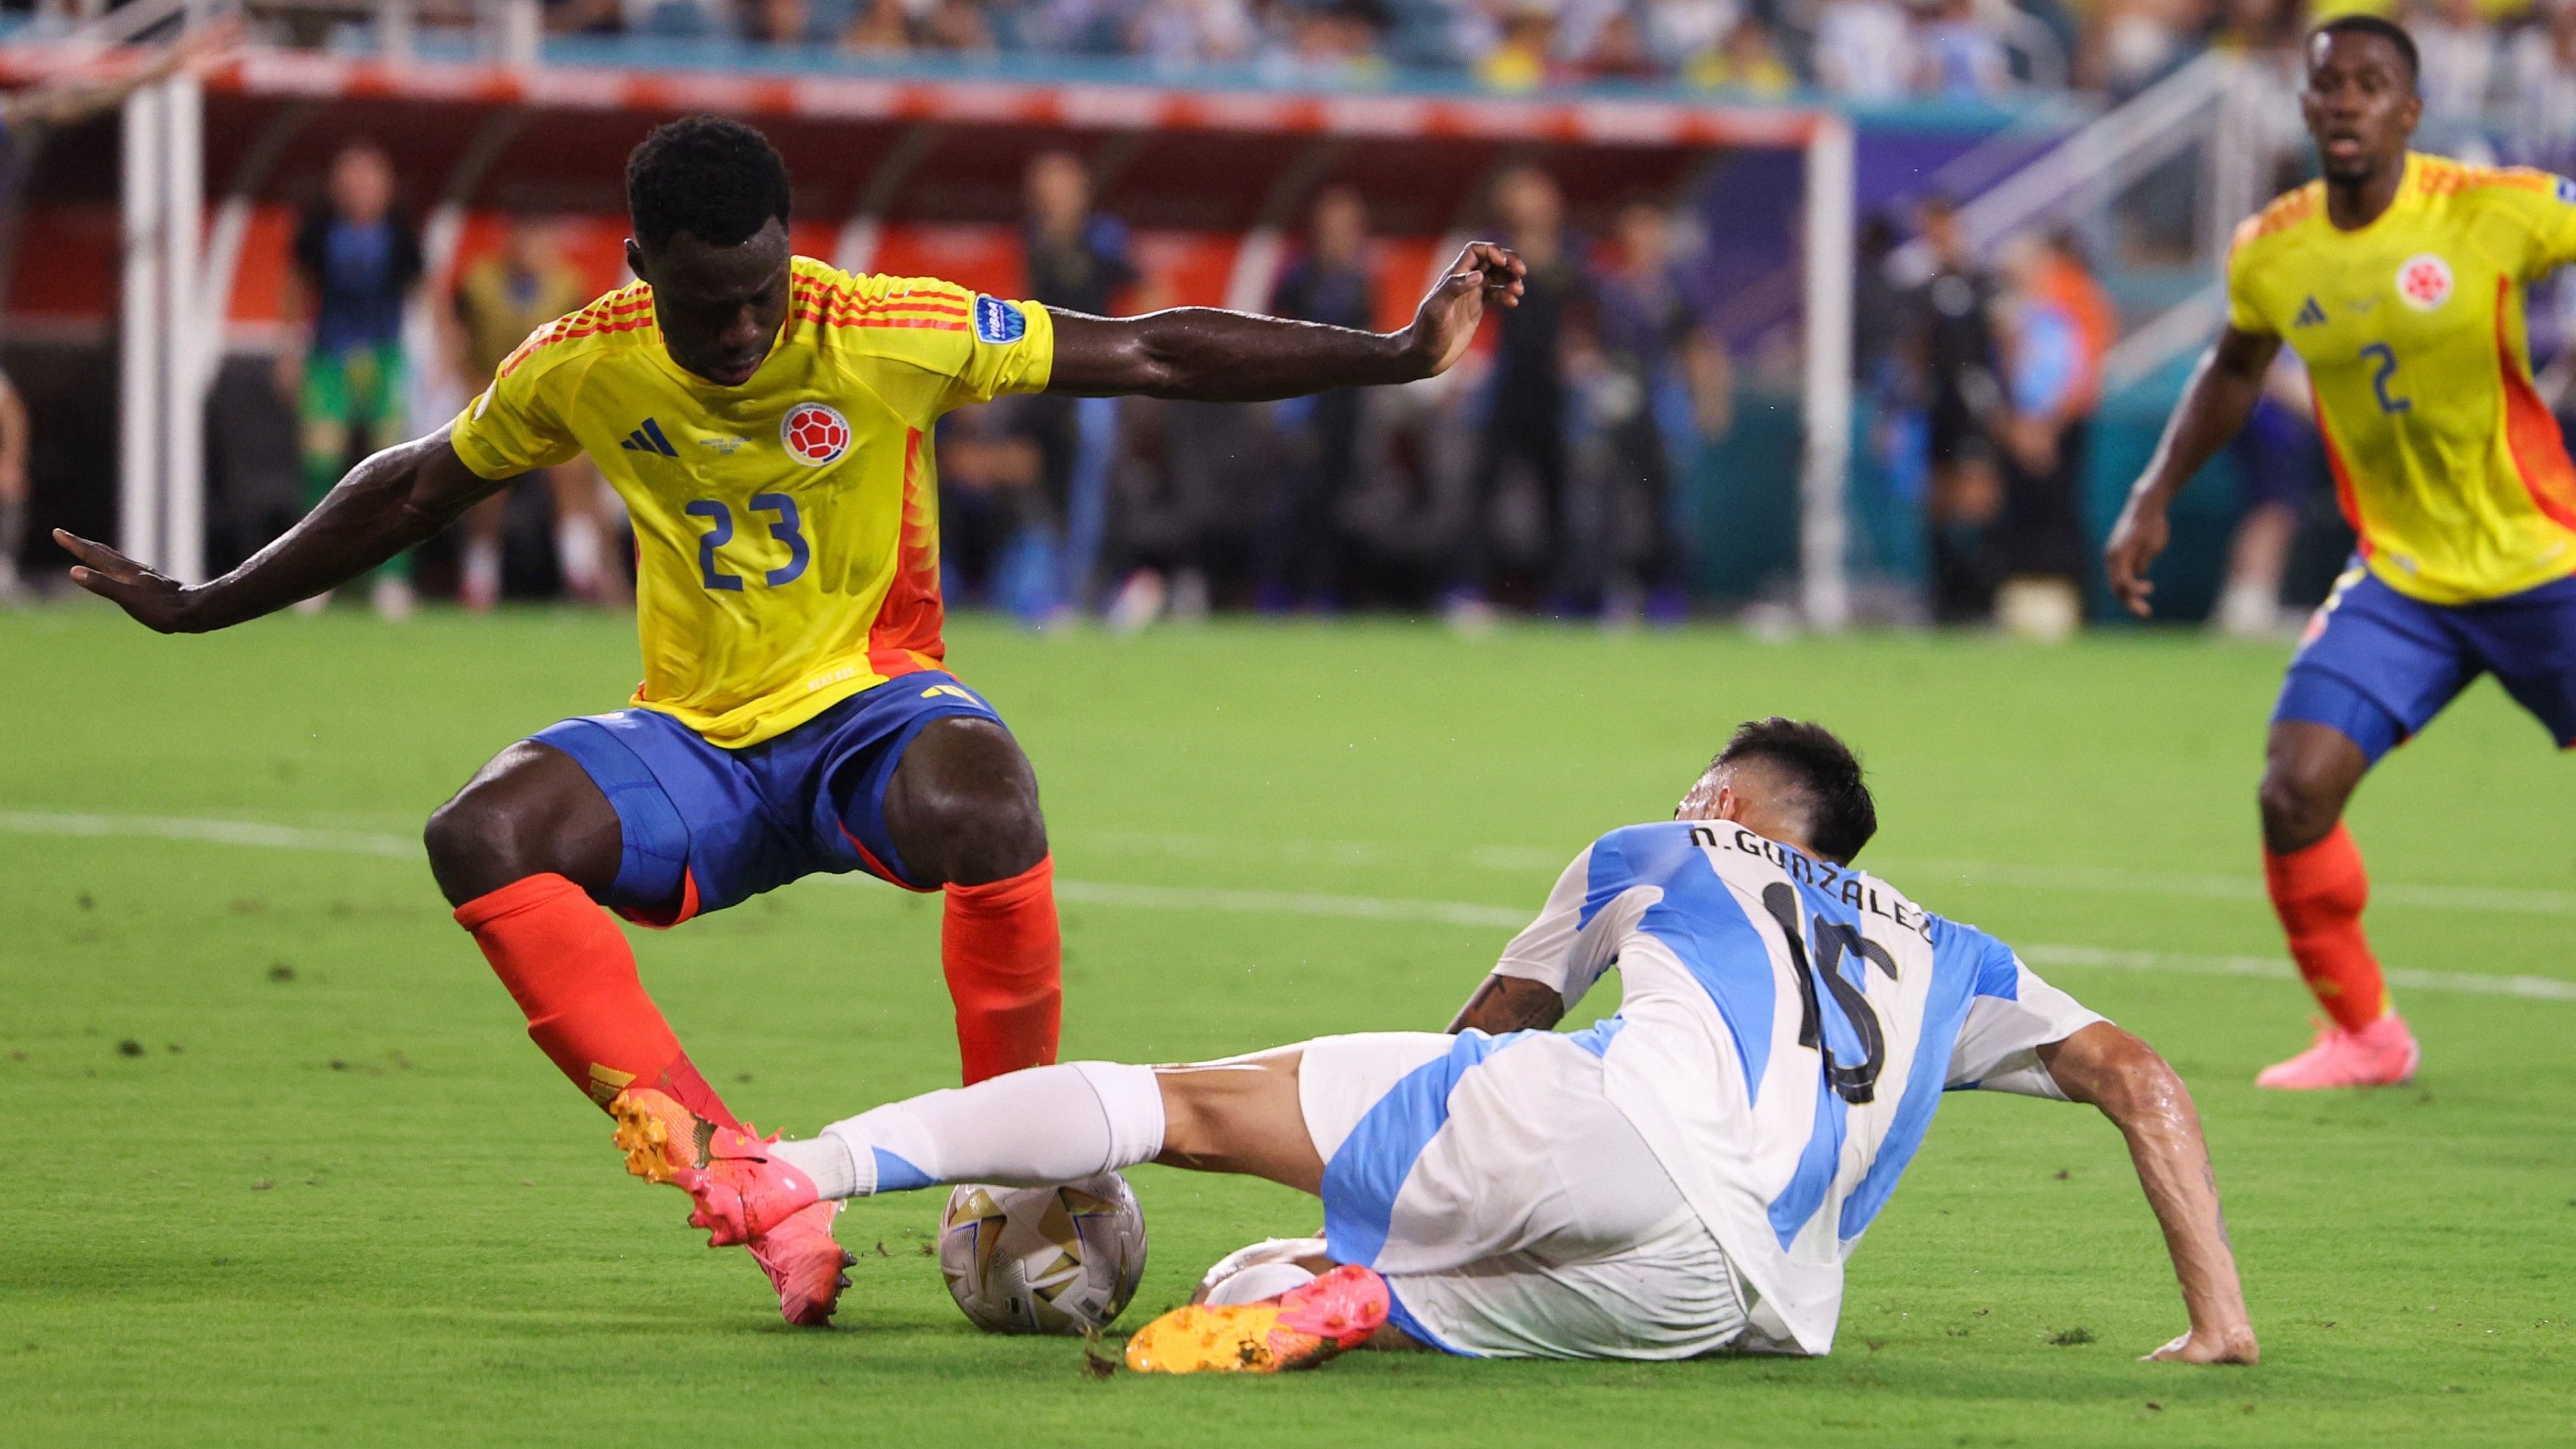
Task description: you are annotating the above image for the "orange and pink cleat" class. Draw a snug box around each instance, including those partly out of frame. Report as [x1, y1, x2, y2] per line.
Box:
[1123, 1263, 1391, 1374]
[2254, 1013, 2420, 1090]
[610, 1094, 853, 1327]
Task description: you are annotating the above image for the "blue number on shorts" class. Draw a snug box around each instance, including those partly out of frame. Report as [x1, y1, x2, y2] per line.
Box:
[2361, 342, 2411, 414]
[683, 500, 743, 592]
[750, 493, 810, 587]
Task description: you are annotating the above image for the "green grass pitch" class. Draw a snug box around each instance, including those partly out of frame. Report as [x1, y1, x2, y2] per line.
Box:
[4, 606, 2573, 1446]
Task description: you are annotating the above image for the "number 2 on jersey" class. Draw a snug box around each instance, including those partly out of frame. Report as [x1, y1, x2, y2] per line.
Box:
[684, 496, 811, 592]
[2360, 342, 2411, 414]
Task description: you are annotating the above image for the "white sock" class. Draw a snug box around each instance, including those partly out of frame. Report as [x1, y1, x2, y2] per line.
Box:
[811, 1062, 1166, 1199]
[768, 1135, 861, 1199]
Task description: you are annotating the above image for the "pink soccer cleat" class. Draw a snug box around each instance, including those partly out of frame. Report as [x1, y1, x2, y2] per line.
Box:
[2254, 1013, 2420, 1090]
[745, 1199, 855, 1327]
[629, 1111, 854, 1327]
[666, 1126, 823, 1246]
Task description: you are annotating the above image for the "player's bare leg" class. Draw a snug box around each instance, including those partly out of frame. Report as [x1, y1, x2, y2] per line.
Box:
[659, 1048, 1393, 1366]
[2253, 720, 2418, 1088]
[426, 742, 854, 1323]
[880, 717, 1063, 1083]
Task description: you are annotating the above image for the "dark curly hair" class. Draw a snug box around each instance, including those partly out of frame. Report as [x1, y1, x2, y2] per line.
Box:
[2312, 15, 2418, 87]
[1714, 718, 1877, 864]
[625, 114, 793, 255]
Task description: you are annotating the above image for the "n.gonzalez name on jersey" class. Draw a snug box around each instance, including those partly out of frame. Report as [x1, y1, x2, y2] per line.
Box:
[449, 256, 1055, 747]
[2227, 154, 2576, 605]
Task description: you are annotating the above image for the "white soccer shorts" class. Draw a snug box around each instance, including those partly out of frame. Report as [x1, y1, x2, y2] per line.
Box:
[1296, 1028, 1760, 1360]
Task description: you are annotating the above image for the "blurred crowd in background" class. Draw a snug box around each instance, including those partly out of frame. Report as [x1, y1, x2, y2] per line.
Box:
[200, 126, 2169, 636]
[490, 0, 2576, 118]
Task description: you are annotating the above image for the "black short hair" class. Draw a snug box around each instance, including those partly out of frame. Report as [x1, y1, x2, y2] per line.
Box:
[1715, 718, 1877, 864]
[2313, 15, 2419, 87]
[625, 114, 793, 255]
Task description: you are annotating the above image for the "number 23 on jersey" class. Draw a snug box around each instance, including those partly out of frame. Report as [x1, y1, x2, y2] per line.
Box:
[683, 494, 811, 592]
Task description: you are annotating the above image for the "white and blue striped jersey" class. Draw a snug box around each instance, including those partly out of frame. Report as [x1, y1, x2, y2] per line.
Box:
[1491, 820, 2105, 1354]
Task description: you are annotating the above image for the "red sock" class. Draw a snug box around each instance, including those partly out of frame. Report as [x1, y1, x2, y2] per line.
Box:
[454, 874, 739, 1128]
[2263, 824, 2390, 1032]
[942, 855, 1062, 1084]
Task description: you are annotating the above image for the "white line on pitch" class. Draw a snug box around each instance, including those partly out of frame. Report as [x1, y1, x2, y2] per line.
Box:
[5, 808, 2571, 1001]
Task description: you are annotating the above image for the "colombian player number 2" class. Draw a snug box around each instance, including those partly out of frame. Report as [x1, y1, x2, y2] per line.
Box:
[2360, 342, 2412, 415]
[683, 495, 812, 593]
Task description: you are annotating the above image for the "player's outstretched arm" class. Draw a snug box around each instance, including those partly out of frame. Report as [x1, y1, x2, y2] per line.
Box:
[57, 431, 505, 634]
[2102, 325, 2280, 618]
[1043, 242, 1525, 401]
[2038, 1022, 2259, 1365]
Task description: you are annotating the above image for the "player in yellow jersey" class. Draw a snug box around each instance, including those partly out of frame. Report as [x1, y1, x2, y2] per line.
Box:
[55, 116, 1527, 1323]
[2105, 17, 2576, 1090]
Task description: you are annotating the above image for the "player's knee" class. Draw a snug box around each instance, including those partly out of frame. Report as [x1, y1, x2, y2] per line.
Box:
[2256, 760, 2344, 851]
[425, 777, 576, 905]
[891, 721, 1048, 885]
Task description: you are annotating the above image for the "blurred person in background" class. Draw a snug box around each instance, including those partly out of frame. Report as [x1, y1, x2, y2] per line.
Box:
[2506, 0, 2576, 152]
[282, 139, 424, 619]
[1815, 0, 1918, 100]
[1275, 0, 1395, 83]
[1133, 0, 1258, 67]
[1644, 0, 1737, 73]
[936, 398, 1047, 603]
[2210, 350, 2326, 638]
[1913, 0, 2013, 99]
[1582, 198, 1732, 625]
[447, 216, 629, 612]
[918, 0, 998, 51]
[1990, 230, 2106, 639]
[1475, 1, 1559, 90]
[2407, 0, 2499, 128]
[1259, 183, 1378, 613]
[745, 0, 815, 45]
[1903, 193, 2008, 624]
[0, 27, 238, 602]
[842, 0, 915, 51]
[1688, 16, 1798, 94]
[1021, 149, 1139, 622]
[2509, 4, 2576, 148]
[626, 0, 736, 38]
[0, 371, 24, 604]
[1571, 6, 1665, 81]
[1451, 163, 1586, 627]
[2080, 0, 2194, 95]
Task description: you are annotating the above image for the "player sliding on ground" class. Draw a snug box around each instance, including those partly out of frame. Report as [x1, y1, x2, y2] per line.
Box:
[651, 720, 2260, 1369]
[2106, 17, 2576, 1090]
[53, 116, 1525, 1325]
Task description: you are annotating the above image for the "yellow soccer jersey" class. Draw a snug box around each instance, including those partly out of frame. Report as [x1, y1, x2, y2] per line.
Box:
[450, 256, 1055, 746]
[2227, 153, 2576, 604]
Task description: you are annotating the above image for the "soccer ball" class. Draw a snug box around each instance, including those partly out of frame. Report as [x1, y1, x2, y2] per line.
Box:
[938, 1173, 1147, 1335]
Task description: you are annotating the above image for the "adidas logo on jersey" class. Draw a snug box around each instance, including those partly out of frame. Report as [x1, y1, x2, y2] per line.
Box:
[2293, 296, 2327, 327]
[620, 418, 679, 457]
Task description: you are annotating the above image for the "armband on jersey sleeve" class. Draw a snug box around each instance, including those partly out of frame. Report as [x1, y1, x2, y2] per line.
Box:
[447, 329, 585, 480]
[940, 290, 1056, 412]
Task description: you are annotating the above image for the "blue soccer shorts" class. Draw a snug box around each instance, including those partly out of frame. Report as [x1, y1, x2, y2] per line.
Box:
[2274, 564, 2576, 765]
[528, 672, 1008, 926]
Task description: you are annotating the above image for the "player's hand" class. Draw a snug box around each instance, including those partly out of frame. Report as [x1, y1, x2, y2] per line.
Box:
[54, 529, 203, 633]
[2102, 496, 2170, 618]
[1401, 242, 1525, 379]
[2142, 1324, 2260, 1364]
